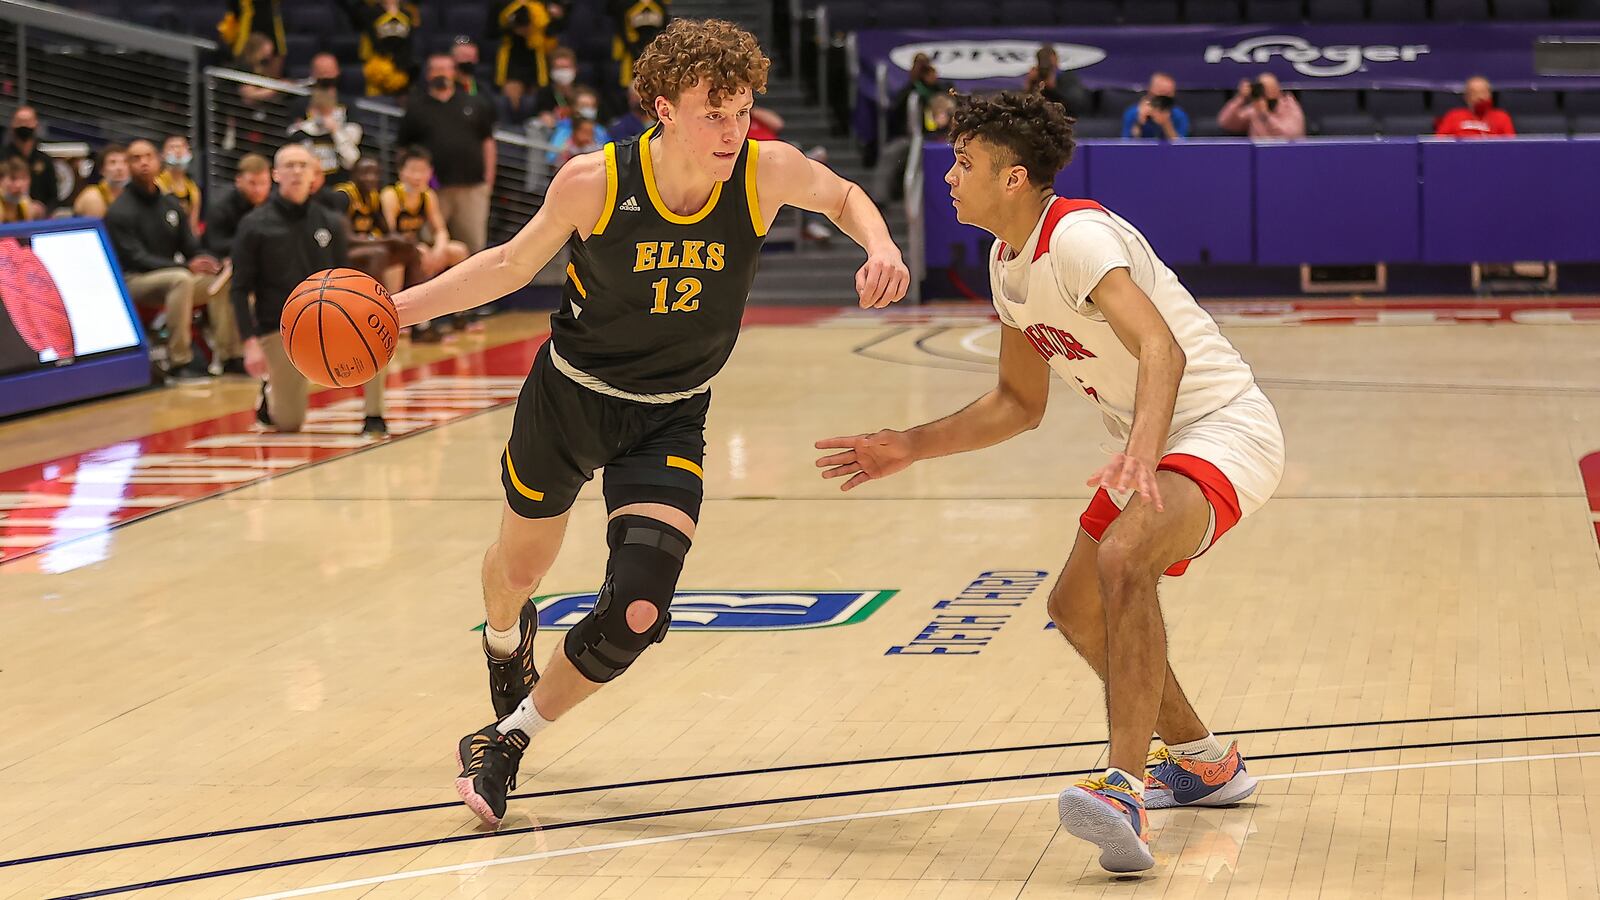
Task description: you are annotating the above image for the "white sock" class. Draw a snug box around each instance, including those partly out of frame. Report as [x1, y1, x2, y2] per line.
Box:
[1168, 733, 1229, 764]
[484, 621, 520, 659]
[1106, 767, 1144, 796]
[497, 693, 554, 737]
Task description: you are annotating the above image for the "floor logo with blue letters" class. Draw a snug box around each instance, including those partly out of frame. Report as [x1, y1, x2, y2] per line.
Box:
[516, 590, 898, 631]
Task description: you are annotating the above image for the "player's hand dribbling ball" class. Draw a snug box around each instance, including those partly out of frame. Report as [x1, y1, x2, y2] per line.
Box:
[279, 267, 398, 387]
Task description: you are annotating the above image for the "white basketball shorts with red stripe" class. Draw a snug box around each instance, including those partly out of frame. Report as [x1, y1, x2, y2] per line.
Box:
[1079, 385, 1284, 576]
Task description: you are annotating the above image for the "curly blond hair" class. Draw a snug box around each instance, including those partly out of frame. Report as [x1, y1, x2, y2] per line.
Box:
[632, 18, 770, 112]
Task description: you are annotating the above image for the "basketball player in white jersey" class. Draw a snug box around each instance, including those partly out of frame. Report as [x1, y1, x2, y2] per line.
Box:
[816, 91, 1284, 873]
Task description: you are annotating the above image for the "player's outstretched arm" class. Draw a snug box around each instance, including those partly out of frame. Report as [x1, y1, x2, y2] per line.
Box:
[1080, 267, 1185, 511]
[392, 152, 607, 327]
[815, 324, 1050, 491]
[758, 140, 909, 309]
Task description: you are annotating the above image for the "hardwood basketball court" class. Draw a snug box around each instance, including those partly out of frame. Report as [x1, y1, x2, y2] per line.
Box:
[3, 303, 1600, 898]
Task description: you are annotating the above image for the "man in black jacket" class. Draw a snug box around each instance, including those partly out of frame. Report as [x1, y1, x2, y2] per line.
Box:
[107, 139, 240, 380]
[234, 144, 387, 435]
[1, 106, 59, 213]
[204, 153, 272, 260]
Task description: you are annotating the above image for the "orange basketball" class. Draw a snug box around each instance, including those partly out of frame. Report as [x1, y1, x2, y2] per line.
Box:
[279, 268, 398, 388]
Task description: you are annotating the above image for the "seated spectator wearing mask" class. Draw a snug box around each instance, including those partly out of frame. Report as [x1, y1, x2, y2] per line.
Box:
[0, 158, 45, 223]
[546, 86, 609, 161]
[532, 46, 581, 124]
[2, 106, 59, 213]
[1025, 45, 1089, 118]
[288, 62, 363, 186]
[156, 134, 203, 235]
[453, 38, 497, 101]
[73, 144, 130, 219]
[107, 139, 239, 380]
[1218, 73, 1305, 138]
[1436, 76, 1516, 138]
[1122, 72, 1188, 140]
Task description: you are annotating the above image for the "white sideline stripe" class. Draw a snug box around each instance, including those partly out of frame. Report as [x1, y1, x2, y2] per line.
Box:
[246, 747, 1600, 899]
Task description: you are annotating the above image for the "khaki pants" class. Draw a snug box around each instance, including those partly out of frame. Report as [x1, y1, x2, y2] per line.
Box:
[258, 332, 385, 431]
[438, 182, 491, 253]
[125, 268, 242, 366]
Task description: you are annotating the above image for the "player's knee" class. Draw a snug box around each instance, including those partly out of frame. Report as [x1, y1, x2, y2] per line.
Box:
[491, 542, 548, 594]
[563, 515, 691, 683]
[1095, 535, 1157, 599]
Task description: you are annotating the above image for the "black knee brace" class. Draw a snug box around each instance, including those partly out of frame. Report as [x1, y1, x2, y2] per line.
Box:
[564, 515, 691, 683]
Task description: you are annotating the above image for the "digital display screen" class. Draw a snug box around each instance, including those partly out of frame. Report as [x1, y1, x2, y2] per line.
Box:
[0, 224, 145, 378]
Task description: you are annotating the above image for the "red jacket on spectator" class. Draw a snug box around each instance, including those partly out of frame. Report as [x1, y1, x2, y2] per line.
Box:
[1435, 106, 1516, 138]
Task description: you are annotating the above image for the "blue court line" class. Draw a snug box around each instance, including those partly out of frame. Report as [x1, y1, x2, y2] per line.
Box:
[43, 728, 1600, 899]
[5, 705, 1595, 874]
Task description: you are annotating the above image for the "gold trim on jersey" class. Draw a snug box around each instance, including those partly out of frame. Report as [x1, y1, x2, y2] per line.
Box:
[640, 126, 722, 225]
[744, 139, 764, 236]
[566, 261, 587, 298]
[592, 142, 619, 236]
[504, 447, 545, 501]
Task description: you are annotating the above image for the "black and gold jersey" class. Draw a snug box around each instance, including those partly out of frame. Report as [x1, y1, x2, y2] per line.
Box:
[335, 181, 385, 237]
[551, 125, 770, 396]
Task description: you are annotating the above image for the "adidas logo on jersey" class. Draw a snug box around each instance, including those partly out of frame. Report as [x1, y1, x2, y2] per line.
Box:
[619, 196, 640, 212]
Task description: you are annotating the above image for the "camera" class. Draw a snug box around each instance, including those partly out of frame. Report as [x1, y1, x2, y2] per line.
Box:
[1249, 81, 1266, 99]
[1146, 93, 1174, 111]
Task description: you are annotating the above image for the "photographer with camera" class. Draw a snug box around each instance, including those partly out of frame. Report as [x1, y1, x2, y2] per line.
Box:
[1219, 73, 1305, 139]
[1121, 73, 1188, 140]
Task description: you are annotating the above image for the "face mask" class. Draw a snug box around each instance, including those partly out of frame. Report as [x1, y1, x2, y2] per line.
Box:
[106, 176, 130, 190]
[1, 188, 22, 203]
[551, 67, 576, 86]
[315, 77, 339, 90]
[429, 75, 452, 91]
[12, 126, 35, 142]
[1266, 97, 1279, 113]
[164, 153, 191, 170]
[576, 104, 598, 119]
[456, 63, 476, 78]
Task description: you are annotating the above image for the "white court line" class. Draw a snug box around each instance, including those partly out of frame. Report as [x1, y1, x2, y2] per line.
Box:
[958, 323, 999, 360]
[246, 747, 1600, 899]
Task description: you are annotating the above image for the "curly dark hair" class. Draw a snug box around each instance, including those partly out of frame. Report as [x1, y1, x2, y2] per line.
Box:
[949, 91, 1076, 188]
[633, 19, 770, 112]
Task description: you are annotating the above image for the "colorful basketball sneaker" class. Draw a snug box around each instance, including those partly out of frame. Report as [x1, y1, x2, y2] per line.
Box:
[1058, 770, 1155, 873]
[1143, 743, 1257, 810]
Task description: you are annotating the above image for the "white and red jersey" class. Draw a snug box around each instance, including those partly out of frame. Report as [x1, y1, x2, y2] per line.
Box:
[988, 196, 1257, 441]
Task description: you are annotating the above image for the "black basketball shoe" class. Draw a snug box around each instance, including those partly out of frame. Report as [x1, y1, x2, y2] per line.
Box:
[454, 724, 529, 827]
[486, 599, 541, 718]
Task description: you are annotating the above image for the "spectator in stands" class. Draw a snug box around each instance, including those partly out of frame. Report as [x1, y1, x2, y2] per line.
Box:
[203, 153, 272, 261]
[156, 135, 203, 236]
[491, 1, 567, 101]
[239, 33, 286, 107]
[335, 156, 419, 297]
[547, 86, 610, 161]
[452, 38, 496, 102]
[609, 82, 652, 142]
[219, 0, 286, 63]
[556, 117, 603, 168]
[608, 0, 668, 90]
[399, 53, 497, 255]
[381, 146, 468, 342]
[337, 0, 420, 98]
[0, 158, 45, 223]
[73, 144, 129, 219]
[2, 107, 59, 214]
[108, 139, 240, 381]
[873, 90, 956, 205]
[301, 52, 341, 92]
[1025, 45, 1089, 118]
[288, 69, 363, 186]
[747, 106, 786, 142]
[888, 54, 952, 142]
[532, 47, 582, 124]
[1436, 76, 1516, 138]
[234, 144, 387, 435]
[1218, 74, 1305, 139]
[1122, 72, 1188, 140]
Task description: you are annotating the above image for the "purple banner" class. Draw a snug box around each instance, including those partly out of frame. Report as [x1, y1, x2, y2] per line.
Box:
[858, 22, 1600, 100]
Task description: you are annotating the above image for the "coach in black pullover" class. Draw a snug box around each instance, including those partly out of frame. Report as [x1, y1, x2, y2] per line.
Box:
[233, 143, 385, 434]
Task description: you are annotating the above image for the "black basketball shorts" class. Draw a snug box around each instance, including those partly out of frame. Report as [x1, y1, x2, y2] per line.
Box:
[500, 343, 709, 520]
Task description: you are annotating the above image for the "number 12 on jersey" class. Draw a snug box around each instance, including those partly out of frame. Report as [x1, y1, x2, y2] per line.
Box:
[650, 277, 702, 314]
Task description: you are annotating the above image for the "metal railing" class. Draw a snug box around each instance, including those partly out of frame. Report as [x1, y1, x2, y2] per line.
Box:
[203, 68, 556, 248]
[0, 0, 213, 194]
[903, 93, 926, 304]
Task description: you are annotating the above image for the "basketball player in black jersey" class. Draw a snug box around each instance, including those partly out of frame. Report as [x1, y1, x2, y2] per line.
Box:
[390, 18, 909, 826]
